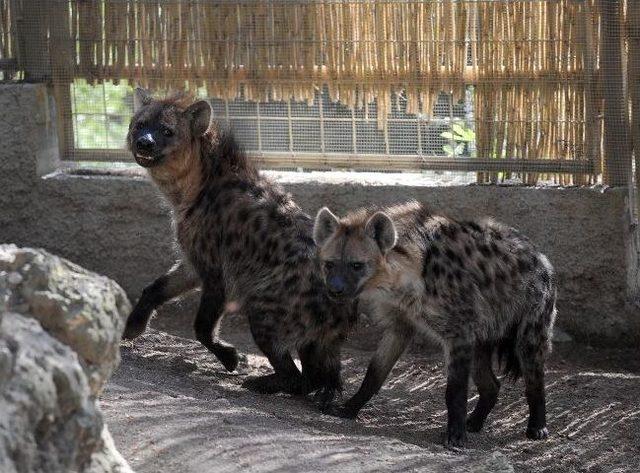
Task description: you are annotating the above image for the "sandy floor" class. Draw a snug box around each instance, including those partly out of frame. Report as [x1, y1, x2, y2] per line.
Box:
[103, 324, 640, 473]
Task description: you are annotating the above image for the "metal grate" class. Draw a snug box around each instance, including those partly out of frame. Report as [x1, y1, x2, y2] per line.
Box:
[70, 81, 477, 171]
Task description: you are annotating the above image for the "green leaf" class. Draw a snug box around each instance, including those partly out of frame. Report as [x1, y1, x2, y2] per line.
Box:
[452, 122, 466, 137]
[441, 131, 456, 140]
[459, 128, 475, 142]
[443, 144, 455, 156]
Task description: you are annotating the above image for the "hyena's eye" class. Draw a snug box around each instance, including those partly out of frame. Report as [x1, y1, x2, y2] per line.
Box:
[324, 261, 335, 271]
[350, 262, 365, 271]
[162, 127, 174, 137]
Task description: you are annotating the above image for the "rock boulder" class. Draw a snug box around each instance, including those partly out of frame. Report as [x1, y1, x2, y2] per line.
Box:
[0, 244, 133, 473]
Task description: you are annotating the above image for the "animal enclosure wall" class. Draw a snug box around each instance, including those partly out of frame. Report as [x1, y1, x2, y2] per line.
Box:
[0, 0, 636, 186]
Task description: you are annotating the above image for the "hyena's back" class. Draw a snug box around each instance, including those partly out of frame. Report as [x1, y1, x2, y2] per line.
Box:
[386, 203, 557, 354]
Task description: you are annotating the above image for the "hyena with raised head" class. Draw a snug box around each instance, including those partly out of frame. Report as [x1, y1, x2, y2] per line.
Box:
[313, 201, 556, 448]
[123, 88, 356, 403]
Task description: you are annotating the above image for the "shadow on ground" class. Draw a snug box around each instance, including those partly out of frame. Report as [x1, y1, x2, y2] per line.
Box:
[103, 309, 640, 473]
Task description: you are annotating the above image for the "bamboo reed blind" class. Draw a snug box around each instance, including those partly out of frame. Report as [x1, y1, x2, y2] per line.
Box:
[0, 0, 635, 185]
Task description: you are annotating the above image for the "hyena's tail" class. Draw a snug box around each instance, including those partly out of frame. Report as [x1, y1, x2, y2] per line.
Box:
[497, 286, 557, 382]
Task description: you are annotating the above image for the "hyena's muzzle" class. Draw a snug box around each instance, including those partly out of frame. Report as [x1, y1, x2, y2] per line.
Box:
[130, 125, 172, 168]
[322, 261, 367, 300]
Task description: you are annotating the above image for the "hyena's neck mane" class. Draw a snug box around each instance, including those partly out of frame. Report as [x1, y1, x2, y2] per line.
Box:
[203, 128, 259, 184]
[151, 127, 258, 211]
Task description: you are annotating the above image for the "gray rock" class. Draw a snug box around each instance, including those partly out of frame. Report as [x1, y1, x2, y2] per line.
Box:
[0, 312, 102, 473]
[0, 244, 131, 395]
[0, 245, 134, 473]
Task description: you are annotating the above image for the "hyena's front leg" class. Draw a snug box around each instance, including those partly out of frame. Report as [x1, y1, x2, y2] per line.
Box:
[445, 341, 473, 449]
[123, 261, 199, 340]
[327, 325, 412, 419]
[195, 272, 239, 372]
[299, 341, 343, 410]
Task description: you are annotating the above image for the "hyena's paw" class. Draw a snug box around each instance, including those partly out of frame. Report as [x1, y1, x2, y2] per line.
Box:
[322, 403, 358, 420]
[121, 320, 146, 340]
[465, 412, 485, 433]
[526, 426, 549, 440]
[313, 387, 339, 411]
[242, 374, 284, 394]
[445, 429, 468, 450]
[214, 344, 240, 372]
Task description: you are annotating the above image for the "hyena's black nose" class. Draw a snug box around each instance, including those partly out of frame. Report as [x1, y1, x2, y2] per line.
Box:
[136, 134, 155, 154]
[327, 275, 346, 295]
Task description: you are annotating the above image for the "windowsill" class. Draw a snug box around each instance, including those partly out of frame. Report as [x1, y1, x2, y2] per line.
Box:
[42, 161, 604, 190]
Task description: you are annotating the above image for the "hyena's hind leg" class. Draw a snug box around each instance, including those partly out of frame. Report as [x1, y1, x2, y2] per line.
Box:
[518, 297, 556, 440]
[123, 261, 199, 340]
[445, 340, 474, 448]
[242, 309, 306, 395]
[467, 342, 501, 433]
[194, 274, 239, 372]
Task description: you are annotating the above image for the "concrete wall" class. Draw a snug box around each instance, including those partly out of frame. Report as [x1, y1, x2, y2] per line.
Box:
[1, 83, 638, 345]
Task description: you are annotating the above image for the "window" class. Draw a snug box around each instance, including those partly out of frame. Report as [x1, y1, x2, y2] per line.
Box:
[70, 80, 476, 170]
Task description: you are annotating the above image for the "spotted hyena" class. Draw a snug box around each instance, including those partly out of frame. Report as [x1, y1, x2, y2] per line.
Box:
[313, 201, 556, 448]
[122, 88, 356, 404]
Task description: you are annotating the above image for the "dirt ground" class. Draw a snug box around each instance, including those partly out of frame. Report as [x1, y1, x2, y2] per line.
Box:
[103, 317, 640, 473]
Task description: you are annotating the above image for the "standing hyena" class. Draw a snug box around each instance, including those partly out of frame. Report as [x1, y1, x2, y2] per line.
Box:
[122, 88, 356, 404]
[313, 201, 556, 448]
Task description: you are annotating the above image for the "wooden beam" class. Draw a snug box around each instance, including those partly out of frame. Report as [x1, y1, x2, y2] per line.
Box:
[15, 0, 49, 82]
[628, 0, 640, 191]
[600, 0, 632, 186]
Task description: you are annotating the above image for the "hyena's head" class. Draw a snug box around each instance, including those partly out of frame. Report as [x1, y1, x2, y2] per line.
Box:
[127, 87, 212, 169]
[313, 207, 397, 300]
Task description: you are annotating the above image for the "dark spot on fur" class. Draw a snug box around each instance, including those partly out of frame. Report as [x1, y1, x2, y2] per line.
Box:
[443, 225, 459, 241]
[445, 248, 461, 265]
[394, 245, 409, 257]
[284, 274, 299, 288]
[237, 207, 250, 223]
[479, 243, 492, 258]
[518, 257, 532, 273]
[305, 300, 325, 322]
[432, 262, 442, 277]
[220, 194, 233, 209]
[465, 221, 482, 233]
[224, 233, 236, 248]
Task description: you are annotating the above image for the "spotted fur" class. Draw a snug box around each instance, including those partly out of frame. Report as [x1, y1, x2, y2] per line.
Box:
[123, 89, 356, 404]
[314, 200, 557, 448]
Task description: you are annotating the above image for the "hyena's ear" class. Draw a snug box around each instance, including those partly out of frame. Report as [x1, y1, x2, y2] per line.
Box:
[313, 207, 340, 247]
[185, 100, 212, 136]
[365, 212, 397, 253]
[133, 87, 152, 112]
